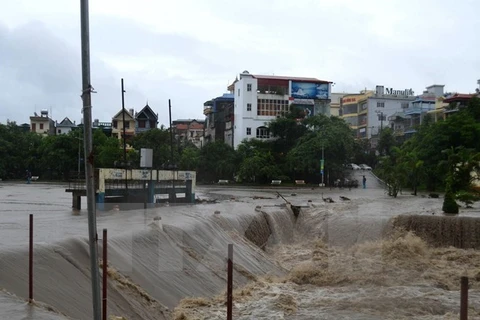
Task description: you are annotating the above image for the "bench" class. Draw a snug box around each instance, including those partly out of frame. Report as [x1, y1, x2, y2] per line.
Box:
[295, 180, 306, 185]
[271, 180, 282, 185]
[218, 179, 229, 184]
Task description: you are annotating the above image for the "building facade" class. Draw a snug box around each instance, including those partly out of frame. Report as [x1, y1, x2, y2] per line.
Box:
[55, 117, 77, 135]
[30, 110, 55, 136]
[341, 85, 417, 145]
[389, 85, 444, 137]
[135, 104, 158, 134]
[330, 92, 356, 117]
[203, 93, 234, 146]
[111, 108, 136, 140]
[172, 119, 205, 148]
[232, 71, 332, 149]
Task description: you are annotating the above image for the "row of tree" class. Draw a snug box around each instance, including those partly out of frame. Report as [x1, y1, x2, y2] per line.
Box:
[375, 97, 480, 213]
[2, 99, 479, 213]
[0, 108, 371, 184]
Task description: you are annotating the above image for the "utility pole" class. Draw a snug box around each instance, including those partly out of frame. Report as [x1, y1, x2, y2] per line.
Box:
[121, 79, 128, 195]
[80, 1, 102, 319]
[77, 130, 81, 175]
[380, 112, 384, 133]
[320, 144, 325, 187]
[168, 99, 176, 203]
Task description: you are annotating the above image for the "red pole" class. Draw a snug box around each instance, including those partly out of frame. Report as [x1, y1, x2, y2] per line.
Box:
[29, 214, 33, 303]
[460, 276, 468, 320]
[227, 244, 233, 320]
[102, 229, 107, 320]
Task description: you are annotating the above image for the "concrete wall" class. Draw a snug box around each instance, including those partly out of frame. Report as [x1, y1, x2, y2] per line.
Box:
[98, 168, 196, 193]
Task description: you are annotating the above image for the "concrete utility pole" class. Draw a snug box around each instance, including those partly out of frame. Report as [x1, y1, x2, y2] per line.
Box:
[121, 79, 128, 195]
[80, 0, 102, 319]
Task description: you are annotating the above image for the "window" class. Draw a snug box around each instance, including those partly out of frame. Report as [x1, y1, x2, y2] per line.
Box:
[124, 121, 130, 129]
[256, 127, 269, 139]
[247, 84, 252, 91]
[238, 89, 240, 97]
[401, 103, 409, 109]
[138, 120, 146, 128]
[246, 127, 251, 135]
[257, 99, 289, 116]
[190, 131, 194, 137]
[377, 102, 385, 108]
[40, 123, 44, 130]
[58, 129, 61, 134]
[113, 120, 118, 128]
[247, 103, 252, 111]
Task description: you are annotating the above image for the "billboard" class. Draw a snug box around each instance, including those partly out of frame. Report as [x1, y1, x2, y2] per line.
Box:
[291, 82, 330, 100]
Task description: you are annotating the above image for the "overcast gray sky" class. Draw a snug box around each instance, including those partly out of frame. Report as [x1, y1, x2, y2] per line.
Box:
[1, 0, 479, 126]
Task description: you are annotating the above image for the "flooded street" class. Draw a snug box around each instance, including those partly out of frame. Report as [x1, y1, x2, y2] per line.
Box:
[1, 171, 480, 319]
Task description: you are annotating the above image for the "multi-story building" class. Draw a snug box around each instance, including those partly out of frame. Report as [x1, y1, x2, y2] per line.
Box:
[135, 103, 158, 134]
[203, 93, 235, 146]
[231, 71, 332, 149]
[389, 85, 444, 137]
[340, 91, 375, 137]
[341, 85, 416, 146]
[172, 119, 205, 148]
[30, 110, 55, 136]
[111, 108, 136, 140]
[330, 92, 356, 117]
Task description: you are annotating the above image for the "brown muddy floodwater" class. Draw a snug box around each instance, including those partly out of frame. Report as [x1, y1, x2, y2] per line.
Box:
[1, 171, 480, 319]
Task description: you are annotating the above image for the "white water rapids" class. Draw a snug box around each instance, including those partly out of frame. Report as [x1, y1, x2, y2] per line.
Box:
[1, 171, 479, 319]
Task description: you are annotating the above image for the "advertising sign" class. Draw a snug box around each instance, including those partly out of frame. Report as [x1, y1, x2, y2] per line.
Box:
[291, 82, 329, 100]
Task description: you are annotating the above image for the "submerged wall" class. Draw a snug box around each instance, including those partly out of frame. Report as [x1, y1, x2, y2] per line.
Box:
[0, 204, 293, 320]
[393, 215, 480, 249]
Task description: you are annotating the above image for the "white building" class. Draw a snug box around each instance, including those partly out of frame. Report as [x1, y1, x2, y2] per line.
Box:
[232, 71, 332, 149]
[56, 117, 77, 135]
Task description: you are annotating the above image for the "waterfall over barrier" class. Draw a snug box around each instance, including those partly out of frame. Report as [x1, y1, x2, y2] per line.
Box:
[0, 203, 293, 320]
[392, 215, 480, 249]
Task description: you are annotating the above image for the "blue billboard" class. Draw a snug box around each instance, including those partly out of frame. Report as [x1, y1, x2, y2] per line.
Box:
[291, 82, 330, 100]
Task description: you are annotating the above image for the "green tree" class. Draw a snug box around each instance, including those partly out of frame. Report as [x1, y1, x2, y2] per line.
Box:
[377, 147, 405, 197]
[377, 127, 398, 157]
[37, 134, 78, 179]
[197, 141, 238, 182]
[179, 147, 200, 171]
[130, 127, 175, 169]
[287, 114, 355, 183]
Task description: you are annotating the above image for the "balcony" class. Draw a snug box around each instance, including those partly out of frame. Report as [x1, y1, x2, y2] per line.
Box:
[204, 106, 213, 115]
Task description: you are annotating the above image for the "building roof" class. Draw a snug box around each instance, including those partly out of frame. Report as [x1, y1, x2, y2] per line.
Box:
[443, 93, 477, 103]
[173, 119, 205, 124]
[252, 74, 331, 83]
[136, 104, 158, 120]
[57, 117, 76, 127]
[112, 108, 134, 120]
[30, 116, 52, 121]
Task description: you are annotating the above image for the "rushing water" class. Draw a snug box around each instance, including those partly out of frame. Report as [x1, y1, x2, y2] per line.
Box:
[1, 172, 480, 319]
